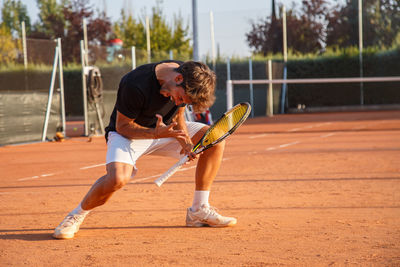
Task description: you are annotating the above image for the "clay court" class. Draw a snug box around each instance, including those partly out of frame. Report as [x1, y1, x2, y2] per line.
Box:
[0, 110, 399, 266]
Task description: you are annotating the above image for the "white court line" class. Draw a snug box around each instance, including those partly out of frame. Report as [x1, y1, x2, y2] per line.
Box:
[288, 122, 332, 132]
[288, 128, 302, 132]
[303, 125, 315, 129]
[266, 141, 300, 151]
[18, 176, 39, 181]
[41, 173, 55, 177]
[316, 122, 332, 127]
[352, 126, 366, 130]
[249, 133, 270, 139]
[80, 163, 106, 170]
[279, 141, 300, 148]
[18, 173, 55, 181]
[320, 133, 336, 138]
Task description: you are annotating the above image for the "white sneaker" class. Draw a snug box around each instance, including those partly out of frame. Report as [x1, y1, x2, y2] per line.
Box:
[186, 204, 237, 227]
[53, 213, 86, 239]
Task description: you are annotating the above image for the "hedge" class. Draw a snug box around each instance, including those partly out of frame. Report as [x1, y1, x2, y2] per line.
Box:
[1, 48, 399, 120]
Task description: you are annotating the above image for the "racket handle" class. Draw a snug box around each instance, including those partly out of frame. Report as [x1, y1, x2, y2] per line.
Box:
[154, 156, 189, 187]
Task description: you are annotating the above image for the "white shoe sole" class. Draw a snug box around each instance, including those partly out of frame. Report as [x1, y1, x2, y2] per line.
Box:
[52, 232, 75, 239]
[52, 227, 80, 239]
[186, 219, 237, 227]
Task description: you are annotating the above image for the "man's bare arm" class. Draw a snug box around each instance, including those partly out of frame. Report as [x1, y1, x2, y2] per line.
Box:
[172, 107, 197, 159]
[115, 111, 186, 140]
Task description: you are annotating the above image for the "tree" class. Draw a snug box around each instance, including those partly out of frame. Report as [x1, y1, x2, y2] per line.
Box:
[0, 24, 20, 64]
[148, 3, 171, 52]
[29, 0, 68, 39]
[113, 0, 192, 59]
[60, 0, 111, 62]
[326, 0, 400, 48]
[246, 0, 330, 55]
[0, 0, 31, 37]
[171, 14, 192, 58]
[26, 0, 112, 63]
[113, 10, 145, 49]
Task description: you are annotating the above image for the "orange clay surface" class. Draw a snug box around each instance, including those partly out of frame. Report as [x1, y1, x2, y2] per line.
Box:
[0, 110, 399, 266]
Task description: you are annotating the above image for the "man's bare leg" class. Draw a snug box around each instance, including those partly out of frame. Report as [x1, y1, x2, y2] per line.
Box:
[186, 126, 236, 227]
[81, 162, 134, 210]
[53, 162, 134, 239]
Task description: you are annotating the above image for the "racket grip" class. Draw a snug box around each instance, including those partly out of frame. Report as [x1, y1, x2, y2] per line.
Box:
[154, 156, 189, 187]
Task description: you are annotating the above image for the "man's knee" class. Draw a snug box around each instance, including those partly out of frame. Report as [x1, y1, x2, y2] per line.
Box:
[106, 163, 133, 191]
[110, 173, 130, 190]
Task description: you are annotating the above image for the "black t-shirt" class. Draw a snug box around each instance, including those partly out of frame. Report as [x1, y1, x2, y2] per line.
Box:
[105, 60, 184, 138]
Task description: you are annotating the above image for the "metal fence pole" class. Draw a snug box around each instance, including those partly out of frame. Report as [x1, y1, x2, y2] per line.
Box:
[21, 21, 28, 69]
[281, 5, 288, 114]
[81, 40, 89, 136]
[226, 58, 232, 110]
[146, 16, 151, 63]
[226, 80, 233, 110]
[210, 11, 216, 70]
[249, 57, 254, 117]
[192, 0, 199, 61]
[42, 46, 59, 141]
[131, 46, 136, 69]
[57, 38, 66, 136]
[83, 18, 89, 65]
[267, 60, 274, 117]
[227, 57, 231, 80]
[358, 0, 364, 105]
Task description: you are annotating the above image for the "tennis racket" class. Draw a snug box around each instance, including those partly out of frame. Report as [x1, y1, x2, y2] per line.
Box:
[154, 102, 251, 187]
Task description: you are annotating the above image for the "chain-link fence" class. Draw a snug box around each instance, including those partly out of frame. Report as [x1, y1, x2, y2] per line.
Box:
[0, 38, 62, 145]
[0, 35, 195, 144]
[81, 43, 193, 136]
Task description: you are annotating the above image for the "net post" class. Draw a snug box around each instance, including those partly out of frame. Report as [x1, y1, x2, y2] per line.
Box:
[226, 80, 233, 110]
[267, 60, 274, 117]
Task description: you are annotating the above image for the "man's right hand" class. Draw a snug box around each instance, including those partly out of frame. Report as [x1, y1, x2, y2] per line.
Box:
[154, 114, 187, 140]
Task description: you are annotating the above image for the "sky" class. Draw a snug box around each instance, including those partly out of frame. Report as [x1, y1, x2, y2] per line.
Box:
[20, 0, 344, 59]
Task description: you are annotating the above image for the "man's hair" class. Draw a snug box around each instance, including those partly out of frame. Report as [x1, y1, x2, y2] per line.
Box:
[175, 61, 216, 113]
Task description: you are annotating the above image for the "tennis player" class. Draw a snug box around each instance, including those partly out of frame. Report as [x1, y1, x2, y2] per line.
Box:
[53, 60, 237, 239]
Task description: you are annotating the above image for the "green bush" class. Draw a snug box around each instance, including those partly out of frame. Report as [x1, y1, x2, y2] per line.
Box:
[286, 47, 400, 107]
[2, 47, 399, 120]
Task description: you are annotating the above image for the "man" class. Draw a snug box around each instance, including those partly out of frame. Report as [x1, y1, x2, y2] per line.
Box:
[53, 60, 236, 239]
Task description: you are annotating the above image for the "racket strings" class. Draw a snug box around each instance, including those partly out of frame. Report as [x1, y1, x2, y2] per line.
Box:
[202, 105, 248, 146]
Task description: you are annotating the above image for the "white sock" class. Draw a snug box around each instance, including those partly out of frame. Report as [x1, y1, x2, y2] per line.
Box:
[191, 190, 210, 211]
[70, 203, 90, 217]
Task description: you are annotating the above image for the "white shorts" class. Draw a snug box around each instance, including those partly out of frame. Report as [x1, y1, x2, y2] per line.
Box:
[106, 121, 206, 167]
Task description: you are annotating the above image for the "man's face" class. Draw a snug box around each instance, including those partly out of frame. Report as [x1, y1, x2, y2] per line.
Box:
[160, 74, 191, 106]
